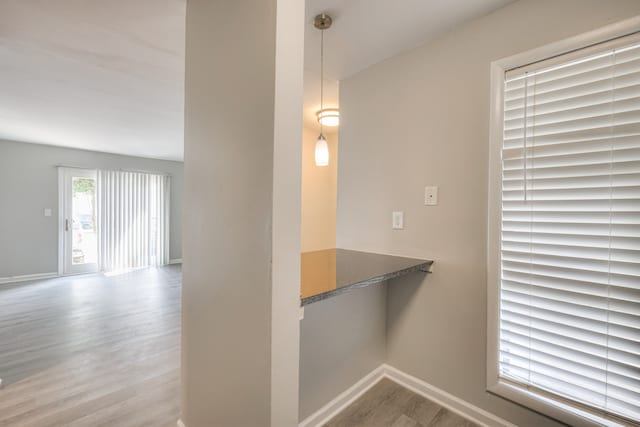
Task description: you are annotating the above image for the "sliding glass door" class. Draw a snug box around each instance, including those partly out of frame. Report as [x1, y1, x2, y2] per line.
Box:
[61, 168, 98, 275]
[59, 167, 170, 275]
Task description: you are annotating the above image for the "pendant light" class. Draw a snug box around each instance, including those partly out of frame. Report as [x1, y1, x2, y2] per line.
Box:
[314, 13, 333, 167]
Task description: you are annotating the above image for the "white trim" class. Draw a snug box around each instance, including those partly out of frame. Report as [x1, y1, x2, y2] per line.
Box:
[59, 167, 99, 275]
[489, 382, 628, 427]
[299, 365, 386, 427]
[169, 258, 183, 265]
[176, 420, 186, 427]
[486, 53, 504, 407]
[486, 15, 640, 427]
[299, 364, 515, 427]
[383, 365, 515, 427]
[165, 176, 171, 266]
[0, 272, 59, 285]
[58, 168, 64, 275]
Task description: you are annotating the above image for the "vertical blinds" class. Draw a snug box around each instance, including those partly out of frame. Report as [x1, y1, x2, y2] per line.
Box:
[500, 34, 640, 423]
[97, 170, 170, 273]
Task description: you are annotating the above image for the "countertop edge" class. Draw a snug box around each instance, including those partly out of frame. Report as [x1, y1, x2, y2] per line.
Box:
[300, 260, 433, 306]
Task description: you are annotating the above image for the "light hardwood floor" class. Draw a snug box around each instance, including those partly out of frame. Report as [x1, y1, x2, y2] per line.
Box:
[325, 378, 479, 427]
[1, 267, 476, 427]
[0, 266, 181, 427]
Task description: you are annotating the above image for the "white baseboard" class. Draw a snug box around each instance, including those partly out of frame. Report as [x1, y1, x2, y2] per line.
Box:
[299, 365, 386, 427]
[382, 365, 515, 427]
[177, 420, 185, 427]
[299, 364, 515, 427]
[169, 258, 183, 265]
[0, 272, 58, 285]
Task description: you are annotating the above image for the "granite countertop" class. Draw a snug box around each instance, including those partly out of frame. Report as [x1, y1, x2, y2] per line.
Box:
[300, 248, 433, 306]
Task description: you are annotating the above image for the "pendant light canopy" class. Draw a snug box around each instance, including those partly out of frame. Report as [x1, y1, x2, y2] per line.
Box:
[314, 13, 335, 167]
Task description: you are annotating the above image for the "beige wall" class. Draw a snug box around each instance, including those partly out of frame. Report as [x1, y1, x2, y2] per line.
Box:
[182, 0, 298, 425]
[182, 0, 274, 415]
[337, 1, 640, 426]
[301, 127, 337, 252]
[182, 0, 303, 424]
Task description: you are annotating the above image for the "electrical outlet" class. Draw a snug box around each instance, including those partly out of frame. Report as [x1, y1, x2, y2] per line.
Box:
[424, 186, 438, 205]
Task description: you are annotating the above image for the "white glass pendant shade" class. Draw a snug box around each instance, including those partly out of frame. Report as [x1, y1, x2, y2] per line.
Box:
[315, 134, 329, 166]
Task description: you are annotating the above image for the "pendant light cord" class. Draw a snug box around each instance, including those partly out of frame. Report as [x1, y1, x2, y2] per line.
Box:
[320, 27, 324, 135]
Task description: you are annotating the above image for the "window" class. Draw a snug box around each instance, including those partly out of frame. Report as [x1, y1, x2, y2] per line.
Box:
[488, 30, 640, 426]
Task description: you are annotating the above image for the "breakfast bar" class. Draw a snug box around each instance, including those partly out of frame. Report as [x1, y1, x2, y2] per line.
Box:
[300, 248, 433, 306]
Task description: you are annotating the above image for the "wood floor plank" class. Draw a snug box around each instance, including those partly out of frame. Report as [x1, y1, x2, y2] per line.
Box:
[402, 393, 441, 425]
[325, 378, 479, 427]
[0, 266, 181, 427]
[390, 414, 420, 427]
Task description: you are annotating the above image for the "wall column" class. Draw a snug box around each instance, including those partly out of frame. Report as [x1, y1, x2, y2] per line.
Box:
[182, 0, 303, 425]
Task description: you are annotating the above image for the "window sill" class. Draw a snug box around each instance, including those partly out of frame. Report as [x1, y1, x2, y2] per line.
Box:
[488, 380, 631, 427]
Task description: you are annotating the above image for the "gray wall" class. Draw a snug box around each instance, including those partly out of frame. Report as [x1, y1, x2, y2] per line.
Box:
[299, 283, 387, 421]
[0, 139, 183, 278]
[336, 1, 640, 426]
[181, 0, 279, 425]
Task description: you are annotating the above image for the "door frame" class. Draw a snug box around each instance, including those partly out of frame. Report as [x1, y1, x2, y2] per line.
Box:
[58, 167, 99, 275]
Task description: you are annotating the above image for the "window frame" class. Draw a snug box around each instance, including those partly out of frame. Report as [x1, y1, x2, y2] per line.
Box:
[487, 16, 640, 427]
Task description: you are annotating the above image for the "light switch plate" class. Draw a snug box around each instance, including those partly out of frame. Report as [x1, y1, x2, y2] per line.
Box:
[392, 211, 404, 229]
[424, 186, 438, 205]
[44, 208, 52, 217]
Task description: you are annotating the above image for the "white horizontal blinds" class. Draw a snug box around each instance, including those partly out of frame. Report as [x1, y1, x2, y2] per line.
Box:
[500, 33, 640, 424]
[97, 170, 169, 272]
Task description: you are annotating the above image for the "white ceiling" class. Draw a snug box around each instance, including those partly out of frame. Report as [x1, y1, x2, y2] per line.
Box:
[0, 0, 185, 161]
[302, 0, 514, 130]
[0, 0, 512, 160]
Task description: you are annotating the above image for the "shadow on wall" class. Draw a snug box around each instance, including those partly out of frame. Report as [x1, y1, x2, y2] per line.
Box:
[386, 273, 429, 341]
